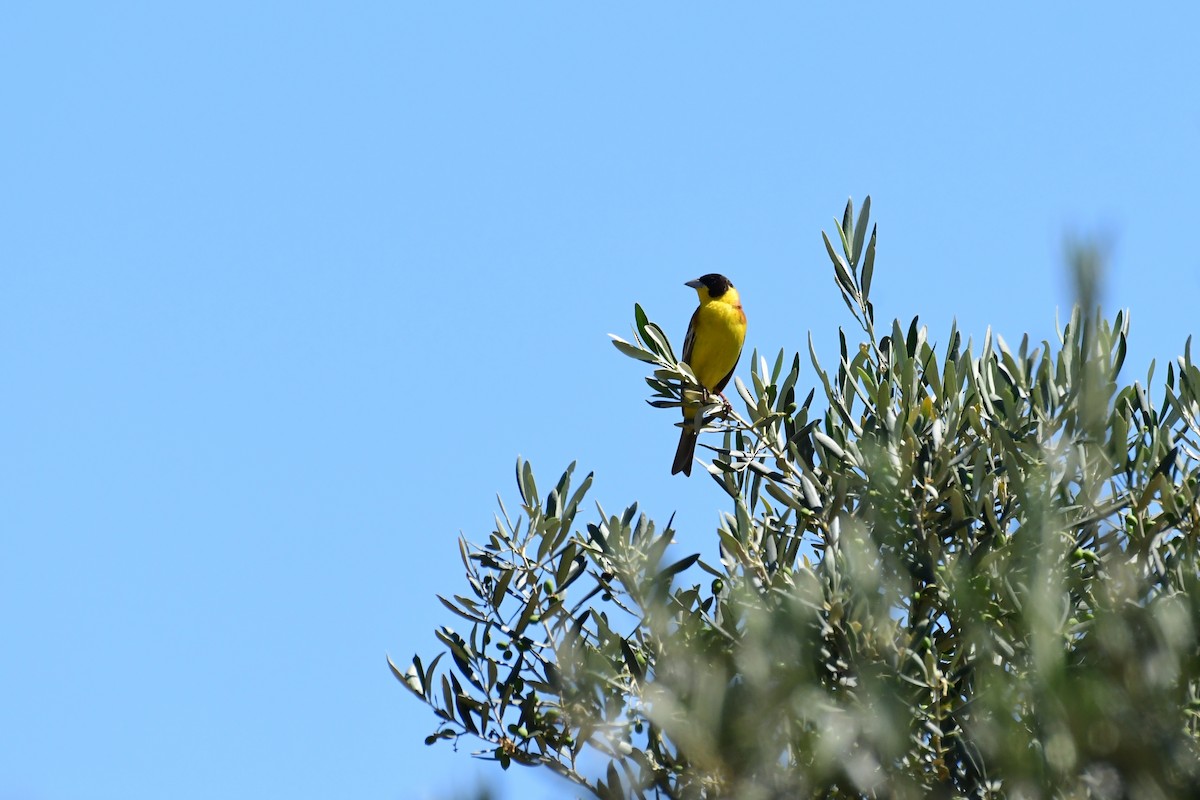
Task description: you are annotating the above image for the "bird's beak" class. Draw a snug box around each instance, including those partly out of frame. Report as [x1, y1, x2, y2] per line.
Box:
[685, 279, 704, 289]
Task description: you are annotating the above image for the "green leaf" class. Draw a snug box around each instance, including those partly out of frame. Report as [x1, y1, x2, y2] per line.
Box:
[422, 653, 445, 700]
[520, 460, 538, 507]
[852, 195, 871, 267]
[412, 653, 426, 687]
[734, 375, 756, 408]
[387, 654, 421, 696]
[746, 459, 784, 481]
[643, 322, 677, 362]
[491, 568, 515, 610]
[587, 521, 610, 554]
[764, 480, 807, 512]
[658, 553, 700, 583]
[437, 594, 486, 624]
[514, 585, 543, 636]
[813, 430, 846, 460]
[619, 638, 645, 680]
[1113, 331, 1127, 378]
[645, 527, 674, 574]
[440, 675, 456, 723]
[486, 658, 498, 693]
[770, 348, 785, 383]
[555, 554, 586, 593]
[861, 225, 877, 301]
[634, 302, 650, 341]
[841, 198, 854, 255]
[717, 523, 751, 562]
[906, 316, 920, 358]
[610, 335, 658, 363]
[455, 690, 479, 735]
[549, 463, 574, 515]
[824, 231, 856, 298]
[605, 762, 623, 799]
[799, 473, 823, 508]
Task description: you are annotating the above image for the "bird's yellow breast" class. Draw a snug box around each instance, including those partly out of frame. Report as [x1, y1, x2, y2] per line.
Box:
[688, 292, 746, 391]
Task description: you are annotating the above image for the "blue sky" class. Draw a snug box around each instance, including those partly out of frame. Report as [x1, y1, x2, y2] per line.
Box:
[2, 4, 1196, 799]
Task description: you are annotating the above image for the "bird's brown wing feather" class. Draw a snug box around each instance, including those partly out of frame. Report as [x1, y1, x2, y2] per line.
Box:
[681, 307, 700, 364]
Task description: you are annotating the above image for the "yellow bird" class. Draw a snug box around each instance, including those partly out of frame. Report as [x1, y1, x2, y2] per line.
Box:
[672, 274, 747, 476]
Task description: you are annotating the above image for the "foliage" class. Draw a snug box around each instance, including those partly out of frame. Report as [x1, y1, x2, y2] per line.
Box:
[394, 198, 1200, 799]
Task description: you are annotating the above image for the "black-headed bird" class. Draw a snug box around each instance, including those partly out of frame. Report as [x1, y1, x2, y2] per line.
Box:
[672, 274, 747, 476]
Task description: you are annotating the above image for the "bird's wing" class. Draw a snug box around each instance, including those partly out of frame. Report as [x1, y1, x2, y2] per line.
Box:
[713, 357, 741, 395]
[681, 307, 700, 365]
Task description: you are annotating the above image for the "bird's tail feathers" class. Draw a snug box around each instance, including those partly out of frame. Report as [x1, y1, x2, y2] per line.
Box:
[671, 427, 698, 476]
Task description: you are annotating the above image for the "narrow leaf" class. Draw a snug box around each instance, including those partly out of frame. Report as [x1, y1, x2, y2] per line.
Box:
[610, 335, 659, 364]
[852, 195, 871, 267]
[861, 225, 877, 300]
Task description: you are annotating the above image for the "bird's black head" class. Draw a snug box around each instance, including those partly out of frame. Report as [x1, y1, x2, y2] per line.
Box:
[688, 273, 734, 299]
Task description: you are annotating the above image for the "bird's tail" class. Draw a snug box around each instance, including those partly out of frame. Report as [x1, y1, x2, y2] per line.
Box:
[671, 426, 698, 476]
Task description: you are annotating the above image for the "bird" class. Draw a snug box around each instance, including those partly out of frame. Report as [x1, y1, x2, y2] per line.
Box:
[672, 274, 747, 476]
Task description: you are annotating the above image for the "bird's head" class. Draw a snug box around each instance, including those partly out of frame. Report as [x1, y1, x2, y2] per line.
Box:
[686, 273, 736, 303]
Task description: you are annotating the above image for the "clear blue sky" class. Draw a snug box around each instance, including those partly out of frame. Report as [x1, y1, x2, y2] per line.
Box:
[3, 4, 1196, 799]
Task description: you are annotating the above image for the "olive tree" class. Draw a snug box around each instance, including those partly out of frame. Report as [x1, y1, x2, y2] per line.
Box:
[393, 198, 1200, 799]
